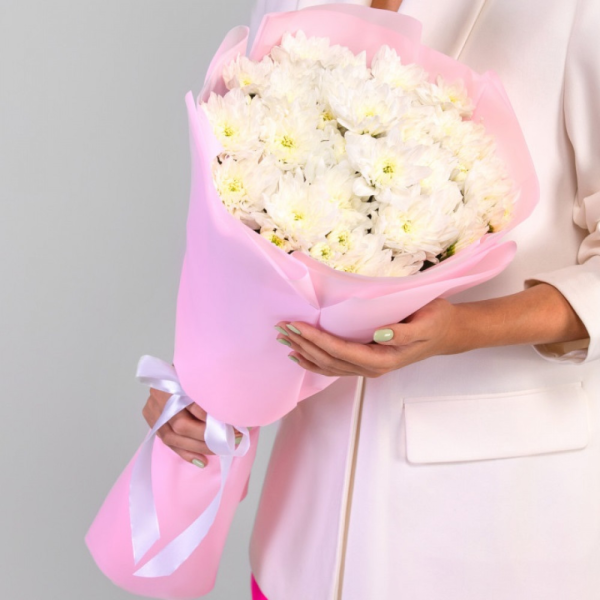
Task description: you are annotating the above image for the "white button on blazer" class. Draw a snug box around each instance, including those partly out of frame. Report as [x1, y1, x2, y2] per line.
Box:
[246, 1, 600, 599]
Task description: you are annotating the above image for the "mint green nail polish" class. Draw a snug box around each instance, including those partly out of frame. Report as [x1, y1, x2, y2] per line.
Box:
[274, 326, 289, 336]
[288, 355, 300, 363]
[373, 328, 394, 342]
[192, 458, 206, 468]
[277, 338, 292, 346]
[287, 324, 301, 335]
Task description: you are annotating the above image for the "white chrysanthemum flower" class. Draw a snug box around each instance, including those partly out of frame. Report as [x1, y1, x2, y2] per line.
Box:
[317, 64, 372, 118]
[264, 168, 340, 250]
[375, 197, 459, 260]
[449, 204, 490, 255]
[270, 29, 334, 71]
[260, 228, 294, 252]
[403, 142, 460, 194]
[467, 181, 517, 234]
[338, 247, 393, 275]
[326, 225, 360, 254]
[260, 60, 320, 106]
[371, 45, 428, 92]
[322, 46, 368, 70]
[327, 78, 410, 136]
[222, 54, 275, 95]
[486, 193, 516, 232]
[201, 89, 265, 156]
[327, 232, 385, 274]
[345, 129, 432, 197]
[260, 104, 328, 169]
[395, 105, 438, 146]
[314, 99, 339, 130]
[383, 252, 427, 277]
[309, 240, 336, 265]
[211, 153, 280, 225]
[301, 129, 346, 169]
[463, 155, 517, 231]
[304, 160, 362, 209]
[443, 120, 496, 186]
[427, 105, 464, 144]
[429, 181, 465, 214]
[415, 75, 474, 117]
[327, 128, 348, 163]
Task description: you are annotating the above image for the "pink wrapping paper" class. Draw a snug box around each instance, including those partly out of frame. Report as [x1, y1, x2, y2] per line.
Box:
[85, 4, 539, 598]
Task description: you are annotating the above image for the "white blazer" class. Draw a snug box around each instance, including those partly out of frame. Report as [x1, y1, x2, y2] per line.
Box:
[246, 1, 600, 599]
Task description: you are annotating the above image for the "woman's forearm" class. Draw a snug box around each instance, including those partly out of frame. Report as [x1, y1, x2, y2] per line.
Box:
[450, 283, 590, 354]
[371, 0, 403, 11]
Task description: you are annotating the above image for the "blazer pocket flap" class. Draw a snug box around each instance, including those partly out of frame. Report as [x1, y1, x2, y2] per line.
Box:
[404, 382, 590, 464]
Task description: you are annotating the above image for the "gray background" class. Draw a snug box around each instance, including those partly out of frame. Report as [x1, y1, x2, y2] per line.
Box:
[0, 1, 279, 598]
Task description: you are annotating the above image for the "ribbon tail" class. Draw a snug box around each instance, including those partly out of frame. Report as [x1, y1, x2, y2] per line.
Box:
[133, 453, 234, 577]
[129, 389, 194, 565]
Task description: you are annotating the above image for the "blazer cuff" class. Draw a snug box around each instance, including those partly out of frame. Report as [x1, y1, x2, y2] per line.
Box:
[524, 256, 600, 364]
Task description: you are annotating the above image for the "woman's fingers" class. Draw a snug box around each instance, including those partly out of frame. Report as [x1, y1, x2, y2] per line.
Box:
[185, 401, 208, 422]
[276, 324, 387, 377]
[142, 388, 247, 467]
[288, 352, 347, 377]
[283, 336, 357, 374]
[185, 401, 245, 437]
[156, 420, 211, 466]
[277, 321, 395, 372]
[157, 418, 213, 455]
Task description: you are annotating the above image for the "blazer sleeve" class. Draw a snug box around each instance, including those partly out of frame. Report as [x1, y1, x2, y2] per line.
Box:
[523, 0, 600, 364]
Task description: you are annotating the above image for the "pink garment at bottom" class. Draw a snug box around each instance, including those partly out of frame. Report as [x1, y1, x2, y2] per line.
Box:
[251, 573, 269, 600]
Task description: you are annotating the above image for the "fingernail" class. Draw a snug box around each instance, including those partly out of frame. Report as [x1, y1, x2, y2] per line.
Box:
[373, 328, 394, 342]
[288, 355, 300, 364]
[274, 326, 289, 336]
[277, 338, 292, 347]
[286, 324, 301, 335]
[192, 458, 206, 468]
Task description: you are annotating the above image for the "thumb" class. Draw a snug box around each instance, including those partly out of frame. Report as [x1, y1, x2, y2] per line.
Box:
[372, 322, 419, 346]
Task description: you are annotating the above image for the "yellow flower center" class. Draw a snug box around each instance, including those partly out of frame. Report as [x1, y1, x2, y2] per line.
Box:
[280, 135, 296, 149]
[342, 264, 359, 273]
[222, 124, 235, 137]
[227, 178, 243, 193]
[362, 108, 376, 118]
[270, 234, 284, 247]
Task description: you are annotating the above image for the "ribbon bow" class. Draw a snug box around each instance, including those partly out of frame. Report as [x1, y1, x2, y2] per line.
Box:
[129, 355, 250, 577]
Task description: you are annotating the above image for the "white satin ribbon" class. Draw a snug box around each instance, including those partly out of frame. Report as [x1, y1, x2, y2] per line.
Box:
[130, 355, 251, 577]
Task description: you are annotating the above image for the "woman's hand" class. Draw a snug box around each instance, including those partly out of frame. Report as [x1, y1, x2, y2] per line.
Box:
[142, 388, 245, 468]
[275, 283, 589, 378]
[275, 298, 460, 378]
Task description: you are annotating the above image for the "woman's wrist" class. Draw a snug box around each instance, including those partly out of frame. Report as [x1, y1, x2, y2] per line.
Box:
[447, 282, 589, 354]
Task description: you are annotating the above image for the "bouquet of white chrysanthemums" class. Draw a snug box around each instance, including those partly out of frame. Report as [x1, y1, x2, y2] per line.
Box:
[86, 7, 539, 599]
[201, 29, 517, 277]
